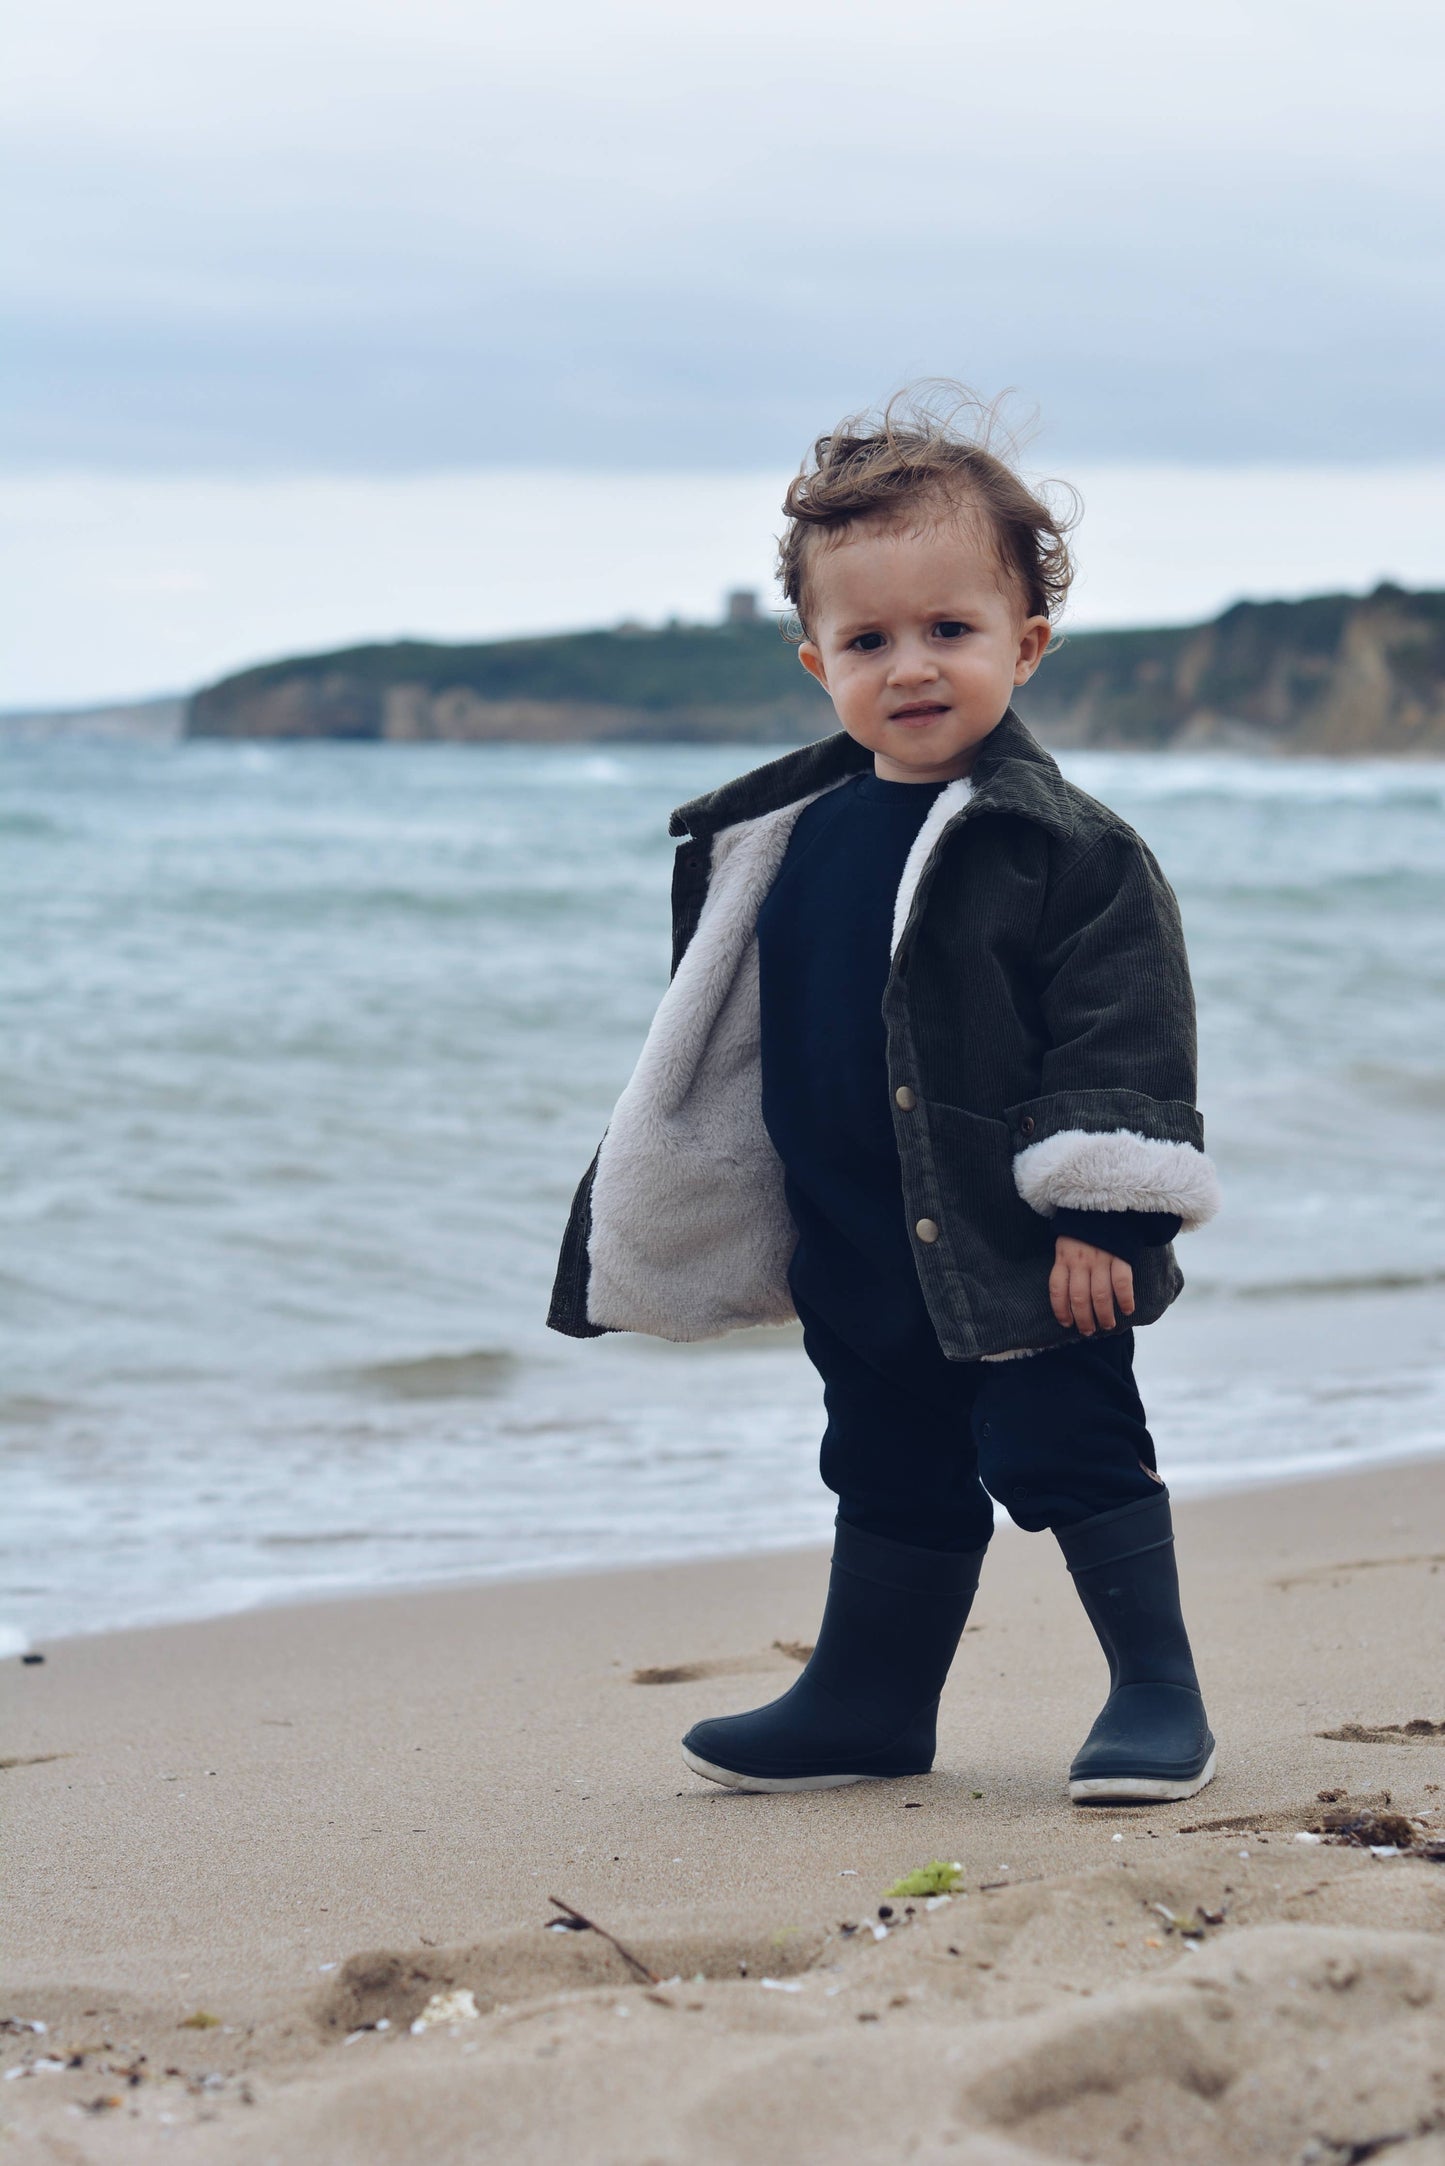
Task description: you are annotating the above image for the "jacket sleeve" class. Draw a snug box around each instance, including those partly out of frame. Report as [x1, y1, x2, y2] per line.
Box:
[1007, 830, 1221, 1232]
[1050, 1205, 1182, 1264]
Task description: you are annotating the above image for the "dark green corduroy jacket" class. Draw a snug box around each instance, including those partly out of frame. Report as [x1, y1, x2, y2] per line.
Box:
[548, 709, 1219, 1362]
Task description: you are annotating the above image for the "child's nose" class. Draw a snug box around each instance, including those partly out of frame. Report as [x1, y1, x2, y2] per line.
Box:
[888, 646, 939, 684]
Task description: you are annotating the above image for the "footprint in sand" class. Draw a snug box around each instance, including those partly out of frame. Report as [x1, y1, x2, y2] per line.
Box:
[1176, 1790, 1400, 1836]
[316, 1921, 828, 2037]
[1274, 1553, 1445, 1590]
[630, 1642, 813, 1687]
[1315, 1718, 1445, 1746]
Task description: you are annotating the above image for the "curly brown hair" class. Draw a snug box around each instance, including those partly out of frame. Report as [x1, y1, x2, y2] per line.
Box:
[777, 384, 1078, 637]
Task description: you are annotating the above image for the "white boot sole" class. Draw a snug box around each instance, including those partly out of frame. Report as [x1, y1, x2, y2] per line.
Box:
[682, 1746, 887, 1793]
[1069, 1747, 1217, 1804]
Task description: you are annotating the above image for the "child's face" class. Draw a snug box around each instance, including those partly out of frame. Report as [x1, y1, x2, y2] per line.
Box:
[797, 512, 1050, 783]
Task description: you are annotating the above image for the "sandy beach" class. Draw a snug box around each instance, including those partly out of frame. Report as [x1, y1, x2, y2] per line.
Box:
[5, 1455, 1445, 2163]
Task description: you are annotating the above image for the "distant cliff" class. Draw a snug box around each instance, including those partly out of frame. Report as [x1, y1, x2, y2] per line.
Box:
[187, 585, 1445, 754]
[188, 622, 829, 745]
[1018, 584, 1445, 754]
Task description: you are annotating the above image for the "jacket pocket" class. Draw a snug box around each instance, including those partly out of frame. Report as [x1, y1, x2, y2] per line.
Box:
[922, 1101, 1057, 1267]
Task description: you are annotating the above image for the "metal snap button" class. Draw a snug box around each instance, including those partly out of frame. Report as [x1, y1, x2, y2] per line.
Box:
[894, 1086, 917, 1111]
[1020, 1115, 1036, 1137]
[914, 1218, 940, 1244]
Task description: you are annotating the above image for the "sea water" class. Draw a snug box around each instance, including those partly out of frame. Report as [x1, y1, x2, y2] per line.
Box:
[3, 740, 1444, 1645]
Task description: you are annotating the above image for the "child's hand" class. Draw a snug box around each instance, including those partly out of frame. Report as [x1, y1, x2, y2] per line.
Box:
[1050, 1236, 1134, 1336]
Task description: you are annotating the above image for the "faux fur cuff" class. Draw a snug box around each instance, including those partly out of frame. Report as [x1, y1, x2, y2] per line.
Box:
[1012, 1127, 1222, 1232]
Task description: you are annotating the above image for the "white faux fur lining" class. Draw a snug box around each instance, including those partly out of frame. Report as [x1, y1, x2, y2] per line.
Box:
[890, 776, 973, 955]
[587, 767, 973, 1339]
[585, 793, 828, 1339]
[1012, 1127, 1222, 1232]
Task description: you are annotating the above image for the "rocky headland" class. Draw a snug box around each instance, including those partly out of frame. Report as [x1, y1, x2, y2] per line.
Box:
[187, 583, 1445, 754]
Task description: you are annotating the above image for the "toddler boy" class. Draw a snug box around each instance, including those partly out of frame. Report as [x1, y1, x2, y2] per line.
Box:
[550, 398, 1220, 1802]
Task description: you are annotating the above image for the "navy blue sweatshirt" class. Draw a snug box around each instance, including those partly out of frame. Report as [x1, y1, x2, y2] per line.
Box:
[757, 771, 1178, 1360]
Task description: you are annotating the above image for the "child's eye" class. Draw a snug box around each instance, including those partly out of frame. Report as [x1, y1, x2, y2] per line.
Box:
[934, 620, 970, 639]
[849, 631, 886, 652]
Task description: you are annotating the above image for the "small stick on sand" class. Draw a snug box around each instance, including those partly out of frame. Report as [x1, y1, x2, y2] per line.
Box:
[546, 1897, 660, 1985]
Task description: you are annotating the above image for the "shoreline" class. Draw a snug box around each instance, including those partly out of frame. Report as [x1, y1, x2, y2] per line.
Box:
[13, 1260, 1445, 1657]
[17, 1430, 1445, 1660]
[6, 1452, 1444, 2162]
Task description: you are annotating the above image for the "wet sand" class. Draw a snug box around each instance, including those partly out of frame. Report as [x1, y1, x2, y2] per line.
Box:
[5, 1456, 1445, 2162]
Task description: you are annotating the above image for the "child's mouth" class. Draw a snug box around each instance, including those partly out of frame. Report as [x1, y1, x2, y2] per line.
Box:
[889, 703, 949, 727]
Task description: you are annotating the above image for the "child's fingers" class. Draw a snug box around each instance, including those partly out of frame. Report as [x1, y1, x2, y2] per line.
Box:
[1051, 1242, 1135, 1335]
[1089, 1257, 1116, 1333]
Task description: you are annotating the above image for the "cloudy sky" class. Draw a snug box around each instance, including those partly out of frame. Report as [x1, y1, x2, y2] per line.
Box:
[5, 0, 1444, 703]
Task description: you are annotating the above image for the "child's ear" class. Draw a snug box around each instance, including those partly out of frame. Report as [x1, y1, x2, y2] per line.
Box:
[1013, 616, 1051, 686]
[798, 641, 830, 692]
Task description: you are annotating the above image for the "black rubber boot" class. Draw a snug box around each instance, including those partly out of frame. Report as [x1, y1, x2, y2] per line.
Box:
[681, 1520, 986, 1792]
[1056, 1490, 1216, 1804]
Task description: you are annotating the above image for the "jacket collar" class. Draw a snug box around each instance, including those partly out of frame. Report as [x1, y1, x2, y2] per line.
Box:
[965, 708, 1079, 838]
[670, 707, 1077, 842]
[669, 730, 869, 838]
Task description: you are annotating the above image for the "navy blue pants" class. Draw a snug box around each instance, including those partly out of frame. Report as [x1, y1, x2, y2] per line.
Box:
[797, 1298, 1163, 1555]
